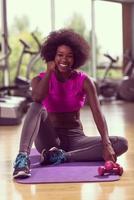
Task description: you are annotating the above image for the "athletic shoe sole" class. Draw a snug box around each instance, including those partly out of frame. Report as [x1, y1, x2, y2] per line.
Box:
[13, 170, 31, 179]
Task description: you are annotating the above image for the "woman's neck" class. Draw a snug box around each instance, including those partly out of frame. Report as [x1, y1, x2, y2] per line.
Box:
[55, 69, 75, 82]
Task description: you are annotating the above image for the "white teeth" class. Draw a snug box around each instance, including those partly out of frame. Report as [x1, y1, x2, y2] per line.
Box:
[60, 64, 67, 67]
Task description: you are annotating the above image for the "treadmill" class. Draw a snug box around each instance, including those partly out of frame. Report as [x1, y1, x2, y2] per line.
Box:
[0, 0, 27, 125]
[0, 95, 27, 125]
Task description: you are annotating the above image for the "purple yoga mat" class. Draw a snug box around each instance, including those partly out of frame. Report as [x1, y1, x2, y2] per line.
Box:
[16, 149, 120, 184]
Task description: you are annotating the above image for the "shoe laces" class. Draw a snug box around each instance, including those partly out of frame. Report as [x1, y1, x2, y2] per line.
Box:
[49, 149, 66, 165]
[14, 153, 29, 168]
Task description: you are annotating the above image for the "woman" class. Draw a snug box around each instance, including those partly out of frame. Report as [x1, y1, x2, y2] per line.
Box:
[13, 29, 128, 179]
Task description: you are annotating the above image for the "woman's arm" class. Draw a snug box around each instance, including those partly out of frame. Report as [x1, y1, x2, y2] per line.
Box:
[83, 76, 116, 162]
[31, 61, 55, 103]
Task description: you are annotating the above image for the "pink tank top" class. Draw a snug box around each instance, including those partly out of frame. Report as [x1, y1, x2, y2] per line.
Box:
[39, 71, 87, 112]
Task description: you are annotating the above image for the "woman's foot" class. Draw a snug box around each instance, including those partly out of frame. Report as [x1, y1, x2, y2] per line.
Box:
[40, 147, 67, 165]
[13, 152, 31, 179]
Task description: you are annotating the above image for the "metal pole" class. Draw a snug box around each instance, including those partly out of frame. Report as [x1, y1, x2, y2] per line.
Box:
[50, 0, 55, 31]
[91, 0, 97, 79]
[1, 0, 9, 86]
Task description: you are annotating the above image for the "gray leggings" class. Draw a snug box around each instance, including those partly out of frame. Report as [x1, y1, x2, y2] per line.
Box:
[19, 102, 128, 162]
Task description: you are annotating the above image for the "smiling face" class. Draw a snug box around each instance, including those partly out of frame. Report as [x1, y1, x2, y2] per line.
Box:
[54, 45, 74, 73]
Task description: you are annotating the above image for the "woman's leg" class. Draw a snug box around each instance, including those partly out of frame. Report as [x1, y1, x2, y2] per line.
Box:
[13, 102, 60, 178]
[58, 129, 128, 162]
[19, 102, 59, 155]
[34, 117, 60, 153]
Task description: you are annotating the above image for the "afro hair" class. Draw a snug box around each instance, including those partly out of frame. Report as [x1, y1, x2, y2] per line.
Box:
[40, 29, 90, 69]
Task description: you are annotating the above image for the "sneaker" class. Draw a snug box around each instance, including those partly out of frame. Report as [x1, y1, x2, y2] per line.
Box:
[13, 153, 31, 179]
[40, 147, 67, 165]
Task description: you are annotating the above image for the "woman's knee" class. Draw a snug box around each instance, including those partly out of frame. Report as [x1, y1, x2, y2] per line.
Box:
[29, 102, 47, 115]
[29, 102, 42, 110]
[118, 136, 128, 153]
[111, 136, 128, 156]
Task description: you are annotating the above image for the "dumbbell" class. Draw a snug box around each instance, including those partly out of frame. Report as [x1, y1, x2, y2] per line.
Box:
[98, 160, 123, 176]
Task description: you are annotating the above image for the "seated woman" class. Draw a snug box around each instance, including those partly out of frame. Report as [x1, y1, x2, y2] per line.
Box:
[13, 29, 128, 179]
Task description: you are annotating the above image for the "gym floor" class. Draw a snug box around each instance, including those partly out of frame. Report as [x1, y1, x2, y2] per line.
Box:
[0, 100, 134, 200]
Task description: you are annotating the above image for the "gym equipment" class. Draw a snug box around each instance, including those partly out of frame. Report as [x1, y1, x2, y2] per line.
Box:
[97, 52, 134, 102]
[98, 160, 123, 176]
[118, 78, 134, 101]
[117, 50, 134, 101]
[12, 32, 41, 101]
[0, 96, 26, 125]
[0, 43, 27, 125]
[0, 0, 27, 125]
[97, 54, 119, 100]
[0, 34, 41, 125]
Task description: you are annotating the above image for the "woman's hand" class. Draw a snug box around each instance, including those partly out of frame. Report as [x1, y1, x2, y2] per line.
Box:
[102, 144, 117, 162]
[47, 61, 56, 73]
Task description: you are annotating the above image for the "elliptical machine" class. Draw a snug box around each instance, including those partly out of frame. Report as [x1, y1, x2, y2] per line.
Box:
[0, 33, 41, 125]
[0, 42, 27, 125]
[117, 50, 134, 102]
[97, 54, 119, 100]
[13, 32, 41, 102]
[97, 51, 134, 102]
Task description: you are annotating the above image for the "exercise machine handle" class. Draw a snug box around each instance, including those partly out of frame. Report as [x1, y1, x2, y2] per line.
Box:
[19, 39, 31, 49]
[19, 38, 39, 55]
[104, 54, 119, 63]
[31, 32, 41, 50]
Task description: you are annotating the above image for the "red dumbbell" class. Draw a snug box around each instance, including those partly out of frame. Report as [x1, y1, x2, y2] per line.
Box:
[98, 160, 123, 176]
